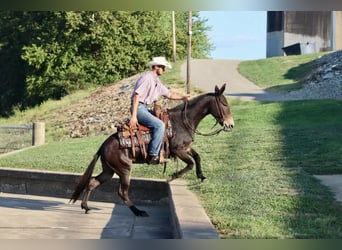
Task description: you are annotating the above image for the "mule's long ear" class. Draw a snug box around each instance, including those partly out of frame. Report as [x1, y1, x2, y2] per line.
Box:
[216, 84, 226, 96]
[215, 84, 226, 95]
[221, 84, 226, 94]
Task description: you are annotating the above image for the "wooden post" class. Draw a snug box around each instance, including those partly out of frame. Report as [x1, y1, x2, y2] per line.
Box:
[331, 11, 336, 51]
[32, 122, 45, 146]
[172, 11, 177, 62]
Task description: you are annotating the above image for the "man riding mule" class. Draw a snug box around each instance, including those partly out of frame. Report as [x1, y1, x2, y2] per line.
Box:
[129, 57, 189, 164]
[70, 58, 234, 217]
[116, 103, 173, 165]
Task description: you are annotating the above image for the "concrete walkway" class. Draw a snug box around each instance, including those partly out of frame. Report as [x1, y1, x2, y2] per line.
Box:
[0, 168, 219, 239]
[181, 59, 289, 101]
[314, 175, 342, 203]
[0, 192, 172, 239]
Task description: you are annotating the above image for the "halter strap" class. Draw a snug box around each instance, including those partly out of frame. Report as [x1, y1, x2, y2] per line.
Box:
[182, 95, 224, 137]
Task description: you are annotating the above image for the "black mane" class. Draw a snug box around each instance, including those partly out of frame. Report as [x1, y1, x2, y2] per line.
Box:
[168, 92, 215, 113]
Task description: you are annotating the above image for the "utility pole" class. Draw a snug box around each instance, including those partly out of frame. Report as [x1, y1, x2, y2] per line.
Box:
[186, 11, 192, 95]
[172, 11, 176, 62]
[331, 11, 336, 51]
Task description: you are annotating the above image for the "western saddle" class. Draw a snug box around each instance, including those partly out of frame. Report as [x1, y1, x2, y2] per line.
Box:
[116, 103, 172, 164]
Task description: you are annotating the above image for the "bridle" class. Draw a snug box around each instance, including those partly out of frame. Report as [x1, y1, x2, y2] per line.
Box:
[182, 94, 226, 136]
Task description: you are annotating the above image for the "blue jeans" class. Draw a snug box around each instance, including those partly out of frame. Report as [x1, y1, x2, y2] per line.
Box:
[136, 103, 165, 156]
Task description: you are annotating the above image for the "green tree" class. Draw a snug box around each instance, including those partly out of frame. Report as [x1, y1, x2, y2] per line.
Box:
[0, 11, 212, 116]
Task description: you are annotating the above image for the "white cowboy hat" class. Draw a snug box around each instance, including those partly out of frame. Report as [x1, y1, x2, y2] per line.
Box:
[146, 56, 172, 69]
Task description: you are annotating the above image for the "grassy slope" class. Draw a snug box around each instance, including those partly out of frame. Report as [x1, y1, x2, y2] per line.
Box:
[0, 88, 95, 143]
[1, 56, 342, 238]
[238, 53, 326, 93]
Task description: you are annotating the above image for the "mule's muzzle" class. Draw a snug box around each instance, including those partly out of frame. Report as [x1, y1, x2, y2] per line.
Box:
[223, 122, 234, 131]
[222, 117, 234, 132]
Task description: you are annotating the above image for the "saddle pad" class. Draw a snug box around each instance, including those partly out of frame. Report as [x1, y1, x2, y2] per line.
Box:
[117, 127, 173, 149]
[118, 130, 151, 149]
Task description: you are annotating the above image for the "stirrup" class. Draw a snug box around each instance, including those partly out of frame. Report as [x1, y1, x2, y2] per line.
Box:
[159, 158, 169, 164]
[159, 153, 169, 164]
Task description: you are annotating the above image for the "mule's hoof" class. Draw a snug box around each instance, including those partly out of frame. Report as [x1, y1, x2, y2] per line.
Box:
[137, 210, 149, 217]
[130, 205, 149, 217]
[200, 176, 207, 182]
[81, 204, 91, 214]
[166, 174, 176, 183]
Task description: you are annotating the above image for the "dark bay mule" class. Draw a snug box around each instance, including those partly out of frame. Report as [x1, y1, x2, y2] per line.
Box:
[70, 84, 234, 216]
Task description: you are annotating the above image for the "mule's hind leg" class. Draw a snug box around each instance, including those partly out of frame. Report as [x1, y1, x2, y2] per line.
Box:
[81, 168, 114, 214]
[81, 177, 100, 213]
[118, 173, 148, 217]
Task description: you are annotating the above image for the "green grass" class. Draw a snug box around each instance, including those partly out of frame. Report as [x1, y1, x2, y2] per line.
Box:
[238, 53, 327, 93]
[1, 98, 341, 238]
[188, 99, 342, 238]
[0, 136, 106, 173]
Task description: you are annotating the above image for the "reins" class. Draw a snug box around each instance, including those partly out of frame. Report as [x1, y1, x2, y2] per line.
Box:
[182, 95, 224, 136]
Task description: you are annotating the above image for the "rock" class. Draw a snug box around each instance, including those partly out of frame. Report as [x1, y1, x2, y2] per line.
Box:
[284, 50, 342, 100]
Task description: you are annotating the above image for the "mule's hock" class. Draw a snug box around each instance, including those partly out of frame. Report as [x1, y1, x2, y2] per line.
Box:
[0, 168, 219, 239]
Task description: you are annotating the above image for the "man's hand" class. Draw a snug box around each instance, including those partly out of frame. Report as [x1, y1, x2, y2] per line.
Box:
[182, 95, 190, 102]
[130, 93, 139, 129]
[129, 116, 138, 129]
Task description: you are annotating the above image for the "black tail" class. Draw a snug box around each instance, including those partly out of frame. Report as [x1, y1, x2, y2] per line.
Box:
[69, 147, 102, 203]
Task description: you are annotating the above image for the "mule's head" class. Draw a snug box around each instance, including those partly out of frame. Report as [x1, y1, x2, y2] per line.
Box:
[212, 84, 234, 132]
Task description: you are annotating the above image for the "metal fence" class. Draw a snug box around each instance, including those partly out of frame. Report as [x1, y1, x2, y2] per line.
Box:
[0, 125, 33, 154]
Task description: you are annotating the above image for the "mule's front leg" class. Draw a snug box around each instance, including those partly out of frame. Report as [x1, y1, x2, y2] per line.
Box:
[189, 148, 206, 181]
[167, 150, 194, 182]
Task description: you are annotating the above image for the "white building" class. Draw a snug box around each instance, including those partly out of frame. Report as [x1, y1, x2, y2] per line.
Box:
[267, 11, 342, 57]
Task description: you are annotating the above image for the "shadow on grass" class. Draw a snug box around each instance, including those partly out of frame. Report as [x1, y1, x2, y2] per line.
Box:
[283, 59, 317, 82]
[266, 82, 303, 93]
[267, 59, 318, 93]
[276, 99, 342, 238]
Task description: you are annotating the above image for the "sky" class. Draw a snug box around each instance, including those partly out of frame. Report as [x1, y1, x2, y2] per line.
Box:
[199, 11, 267, 60]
